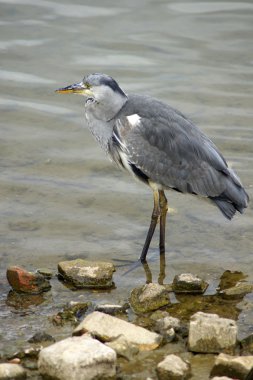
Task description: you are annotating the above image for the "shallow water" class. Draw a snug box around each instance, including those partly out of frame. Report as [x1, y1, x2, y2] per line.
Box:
[0, 0, 253, 377]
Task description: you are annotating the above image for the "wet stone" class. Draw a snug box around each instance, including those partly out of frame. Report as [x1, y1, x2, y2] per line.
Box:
[219, 283, 253, 300]
[156, 354, 191, 380]
[188, 312, 237, 353]
[0, 363, 27, 379]
[58, 259, 115, 288]
[38, 335, 116, 380]
[6, 266, 51, 294]
[51, 301, 90, 326]
[74, 311, 162, 351]
[28, 331, 55, 344]
[95, 303, 128, 315]
[106, 335, 139, 360]
[172, 273, 208, 294]
[129, 283, 171, 314]
[241, 334, 253, 355]
[210, 353, 253, 380]
[36, 268, 54, 279]
[154, 316, 181, 342]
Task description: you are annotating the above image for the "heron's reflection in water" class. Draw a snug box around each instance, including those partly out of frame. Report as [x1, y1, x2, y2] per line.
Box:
[142, 252, 166, 285]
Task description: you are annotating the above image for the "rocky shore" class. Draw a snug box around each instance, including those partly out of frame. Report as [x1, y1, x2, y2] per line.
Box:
[1, 261, 253, 379]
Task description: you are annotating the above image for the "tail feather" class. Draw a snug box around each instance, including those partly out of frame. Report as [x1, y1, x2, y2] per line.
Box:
[210, 179, 249, 220]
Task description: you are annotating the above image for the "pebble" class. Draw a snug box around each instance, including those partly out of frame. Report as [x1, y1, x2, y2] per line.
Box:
[172, 273, 208, 294]
[0, 363, 27, 379]
[73, 311, 162, 351]
[129, 283, 171, 314]
[156, 354, 191, 380]
[210, 353, 253, 380]
[38, 335, 116, 380]
[188, 312, 237, 353]
[58, 259, 115, 288]
[6, 266, 51, 294]
[95, 303, 128, 315]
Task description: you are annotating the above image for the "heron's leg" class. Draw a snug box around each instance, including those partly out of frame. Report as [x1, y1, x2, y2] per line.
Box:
[159, 190, 168, 255]
[140, 189, 160, 263]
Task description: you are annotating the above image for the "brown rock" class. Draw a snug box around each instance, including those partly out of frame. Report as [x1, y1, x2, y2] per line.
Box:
[6, 266, 51, 294]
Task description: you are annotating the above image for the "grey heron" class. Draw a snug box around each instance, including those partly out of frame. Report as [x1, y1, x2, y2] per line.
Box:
[56, 73, 249, 263]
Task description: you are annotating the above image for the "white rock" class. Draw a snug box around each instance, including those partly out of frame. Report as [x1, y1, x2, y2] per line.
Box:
[156, 354, 190, 380]
[74, 311, 162, 351]
[38, 335, 116, 380]
[210, 353, 253, 379]
[0, 363, 26, 379]
[188, 312, 237, 353]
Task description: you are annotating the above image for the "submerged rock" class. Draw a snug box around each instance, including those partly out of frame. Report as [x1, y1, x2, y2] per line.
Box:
[210, 353, 253, 380]
[6, 266, 51, 294]
[0, 363, 27, 379]
[129, 283, 171, 314]
[38, 335, 116, 380]
[156, 354, 191, 380]
[58, 259, 115, 288]
[188, 312, 237, 353]
[73, 311, 162, 351]
[172, 273, 208, 294]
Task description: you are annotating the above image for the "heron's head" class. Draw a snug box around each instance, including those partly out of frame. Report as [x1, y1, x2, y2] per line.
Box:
[56, 73, 127, 121]
[56, 73, 127, 102]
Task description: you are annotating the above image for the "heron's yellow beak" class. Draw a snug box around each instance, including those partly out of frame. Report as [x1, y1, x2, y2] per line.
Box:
[55, 82, 93, 96]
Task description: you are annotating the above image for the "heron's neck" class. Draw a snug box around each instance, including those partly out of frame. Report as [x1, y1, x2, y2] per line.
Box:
[84, 95, 127, 152]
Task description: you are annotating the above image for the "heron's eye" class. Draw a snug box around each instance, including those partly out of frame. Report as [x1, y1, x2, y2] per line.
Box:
[85, 82, 91, 89]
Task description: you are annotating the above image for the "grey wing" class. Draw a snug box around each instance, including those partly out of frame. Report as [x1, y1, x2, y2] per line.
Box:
[110, 112, 235, 198]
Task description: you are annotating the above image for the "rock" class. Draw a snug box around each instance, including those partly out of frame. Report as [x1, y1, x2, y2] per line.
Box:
[8, 346, 42, 360]
[38, 335, 116, 380]
[95, 303, 128, 315]
[6, 266, 51, 294]
[188, 312, 237, 353]
[0, 363, 27, 379]
[241, 334, 253, 355]
[129, 283, 171, 314]
[172, 273, 208, 294]
[154, 316, 181, 342]
[28, 331, 55, 343]
[155, 316, 181, 333]
[156, 354, 191, 380]
[51, 301, 90, 326]
[211, 377, 234, 380]
[36, 268, 54, 279]
[106, 335, 139, 360]
[219, 283, 253, 300]
[210, 353, 253, 380]
[58, 259, 115, 288]
[73, 311, 162, 351]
